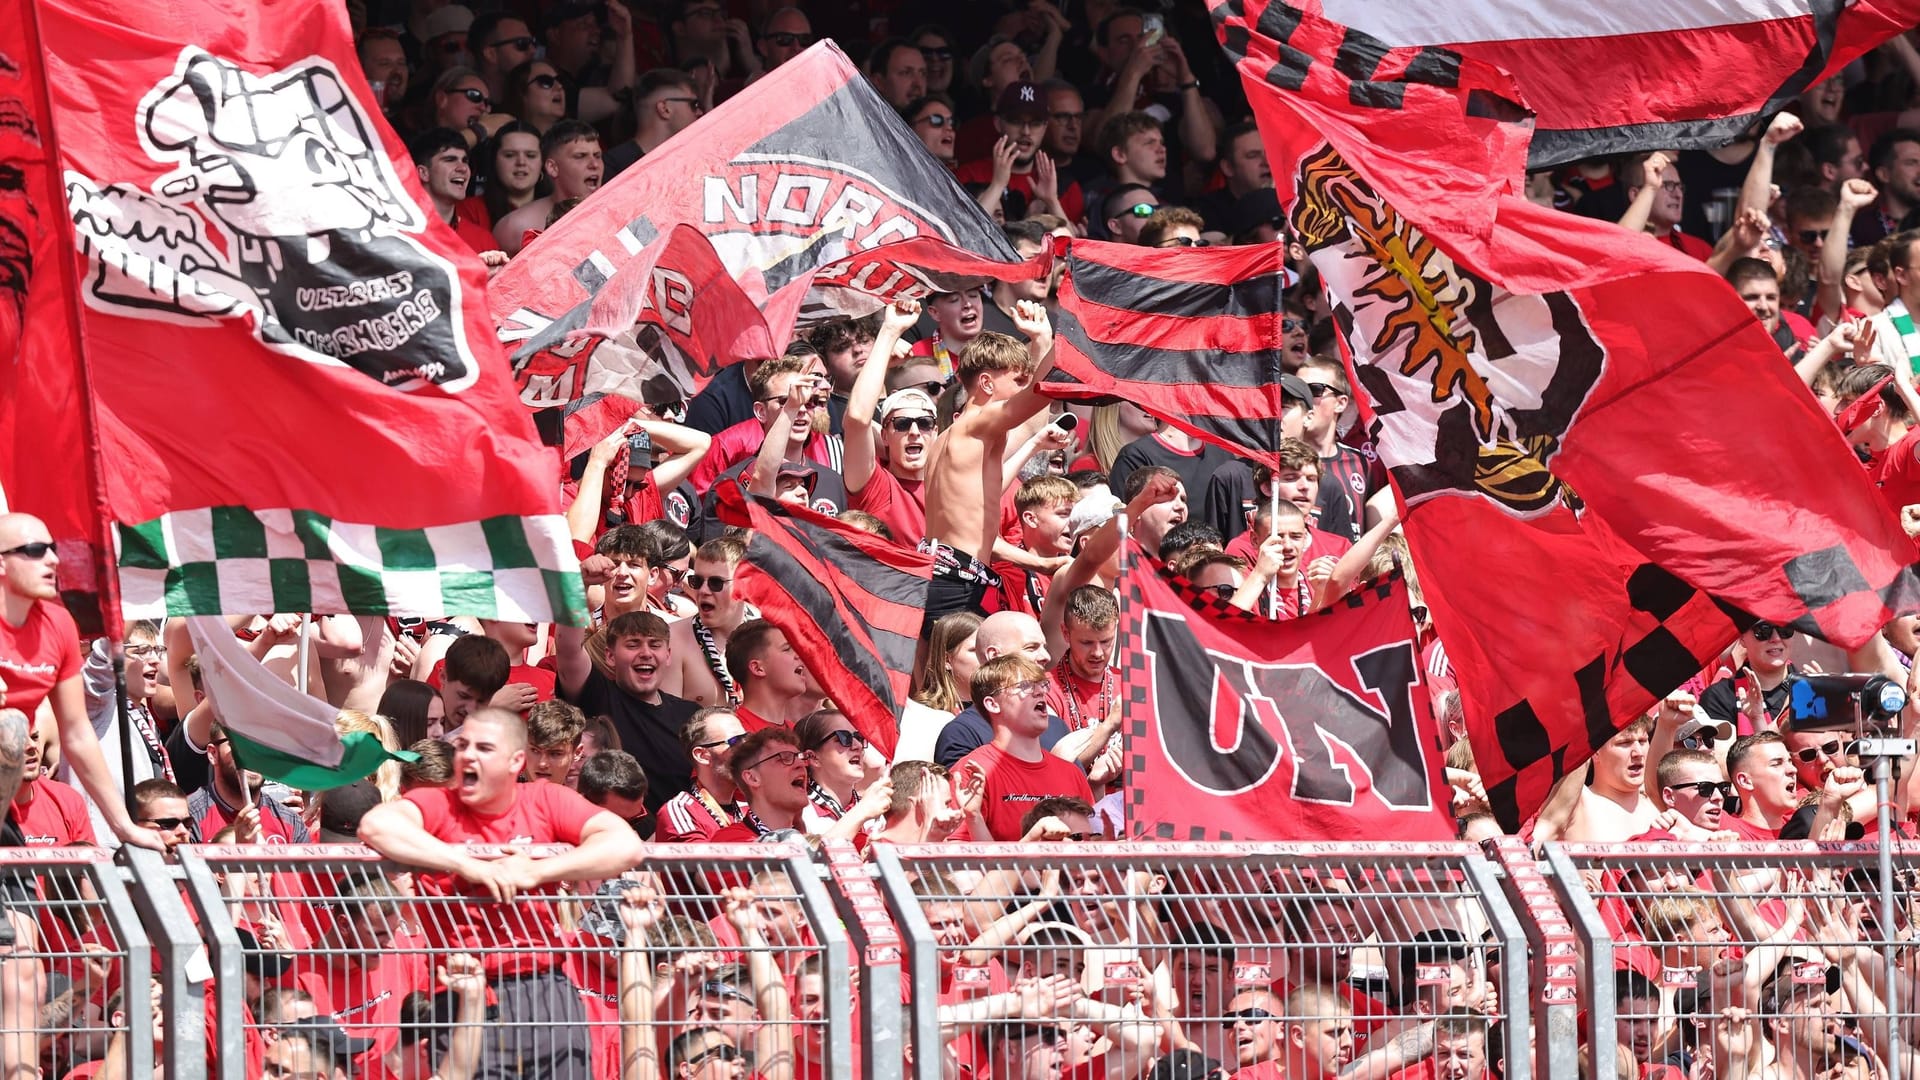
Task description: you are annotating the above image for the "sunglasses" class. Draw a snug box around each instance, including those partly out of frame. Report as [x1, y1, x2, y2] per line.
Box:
[453, 87, 490, 107]
[910, 379, 951, 398]
[684, 575, 732, 592]
[1749, 623, 1796, 641]
[490, 35, 536, 50]
[1119, 202, 1156, 218]
[1304, 381, 1344, 399]
[1063, 831, 1091, 841]
[1679, 734, 1713, 750]
[1795, 740, 1847, 763]
[525, 73, 561, 90]
[1224, 1008, 1279, 1023]
[1798, 228, 1830, 244]
[888, 415, 935, 433]
[697, 734, 748, 750]
[662, 96, 706, 112]
[915, 112, 953, 128]
[1203, 583, 1237, 598]
[684, 1043, 742, 1068]
[124, 644, 167, 661]
[813, 730, 870, 752]
[1282, 317, 1306, 333]
[919, 46, 953, 60]
[0, 542, 54, 559]
[746, 749, 817, 771]
[143, 817, 191, 830]
[701, 981, 754, 1005]
[1671, 780, 1736, 800]
[768, 32, 813, 47]
[1157, 236, 1205, 247]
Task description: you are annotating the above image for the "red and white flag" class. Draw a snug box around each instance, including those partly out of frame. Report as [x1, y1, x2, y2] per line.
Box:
[1216, 0, 1920, 825]
[5, 0, 584, 626]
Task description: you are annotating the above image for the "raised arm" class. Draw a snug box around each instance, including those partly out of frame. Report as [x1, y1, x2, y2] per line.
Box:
[747, 378, 813, 496]
[1735, 112, 1801, 224]
[433, 954, 489, 1080]
[641, 418, 713, 495]
[1822, 179, 1878, 322]
[844, 300, 922, 493]
[569, 422, 636, 543]
[968, 301, 1058, 439]
[1618, 152, 1670, 236]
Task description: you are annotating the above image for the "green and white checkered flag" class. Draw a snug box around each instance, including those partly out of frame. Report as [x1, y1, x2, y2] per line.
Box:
[117, 506, 587, 625]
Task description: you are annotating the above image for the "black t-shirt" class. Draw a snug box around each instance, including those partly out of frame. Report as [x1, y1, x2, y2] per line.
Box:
[1107, 433, 1231, 509]
[1698, 668, 1799, 731]
[1314, 444, 1372, 542]
[685, 364, 754, 436]
[165, 725, 210, 797]
[568, 670, 696, 817]
[699, 458, 847, 542]
[1678, 145, 1754, 243]
[1202, 460, 1257, 542]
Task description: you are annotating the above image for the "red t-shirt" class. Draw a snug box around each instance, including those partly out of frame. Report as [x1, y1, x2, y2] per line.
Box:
[1231, 1063, 1288, 1080]
[1045, 668, 1112, 733]
[1661, 229, 1715, 261]
[560, 932, 624, 1080]
[709, 821, 765, 844]
[448, 207, 497, 255]
[11, 778, 95, 846]
[1720, 814, 1779, 841]
[404, 783, 602, 977]
[0, 600, 81, 719]
[735, 705, 779, 734]
[426, 660, 557, 705]
[1225, 525, 1352, 566]
[295, 945, 431, 1057]
[688, 421, 840, 494]
[955, 742, 1093, 841]
[849, 467, 927, 546]
[1877, 424, 1920, 515]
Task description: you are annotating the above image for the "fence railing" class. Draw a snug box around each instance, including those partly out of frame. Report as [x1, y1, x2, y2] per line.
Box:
[1, 839, 1910, 1080]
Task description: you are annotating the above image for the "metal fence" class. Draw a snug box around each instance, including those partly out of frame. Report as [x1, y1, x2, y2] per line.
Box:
[871, 841, 1532, 1080]
[1547, 840, 1920, 1080]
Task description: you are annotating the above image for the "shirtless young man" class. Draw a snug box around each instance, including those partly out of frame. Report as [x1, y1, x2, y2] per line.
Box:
[662, 537, 751, 707]
[919, 300, 1057, 627]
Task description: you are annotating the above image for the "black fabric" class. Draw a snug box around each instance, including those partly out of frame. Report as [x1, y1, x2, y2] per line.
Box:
[568, 670, 696, 818]
[1107, 434, 1233, 510]
[433, 969, 592, 1080]
[1202, 460, 1257, 542]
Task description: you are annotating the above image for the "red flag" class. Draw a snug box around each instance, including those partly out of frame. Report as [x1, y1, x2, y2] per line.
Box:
[1051, 238, 1288, 464]
[1217, 0, 1920, 826]
[491, 41, 1020, 409]
[715, 482, 932, 758]
[1118, 542, 1452, 841]
[1287, 0, 1920, 166]
[27, 0, 583, 623]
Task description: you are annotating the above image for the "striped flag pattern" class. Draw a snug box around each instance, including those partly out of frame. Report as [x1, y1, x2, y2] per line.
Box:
[714, 483, 932, 758]
[1051, 239, 1289, 466]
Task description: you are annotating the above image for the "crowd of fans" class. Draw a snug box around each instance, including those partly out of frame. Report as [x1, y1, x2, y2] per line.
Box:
[8, 0, 1920, 1077]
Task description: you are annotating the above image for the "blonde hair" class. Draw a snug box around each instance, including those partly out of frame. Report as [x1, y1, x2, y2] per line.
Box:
[333, 709, 402, 803]
[1086, 404, 1132, 473]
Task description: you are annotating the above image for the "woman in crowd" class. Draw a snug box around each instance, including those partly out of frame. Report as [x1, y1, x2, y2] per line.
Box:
[503, 59, 569, 135]
[461, 121, 543, 233]
[794, 708, 880, 834]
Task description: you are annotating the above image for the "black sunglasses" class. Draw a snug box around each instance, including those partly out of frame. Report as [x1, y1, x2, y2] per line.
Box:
[454, 87, 490, 107]
[1671, 780, 1736, 800]
[915, 112, 952, 128]
[1119, 202, 1156, 218]
[661, 96, 706, 112]
[919, 46, 953, 60]
[1157, 236, 1205, 247]
[1224, 1008, 1279, 1023]
[1304, 381, 1344, 399]
[812, 730, 870, 752]
[1798, 228, 1829, 244]
[697, 734, 748, 750]
[1795, 740, 1847, 763]
[685, 1043, 742, 1068]
[143, 816, 191, 830]
[490, 35, 536, 50]
[1750, 623, 1796, 641]
[525, 73, 561, 90]
[684, 575, 731, 592]
[1282, 317, 1306, 333]
[0, 542, 54, 559]
[888, 415, 935, 433]
[768, 32, 813, 47]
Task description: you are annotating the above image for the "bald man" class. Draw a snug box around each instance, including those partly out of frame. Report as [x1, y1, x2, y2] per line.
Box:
[0, 514, 164, 850]
[933, 611, 1075, 766]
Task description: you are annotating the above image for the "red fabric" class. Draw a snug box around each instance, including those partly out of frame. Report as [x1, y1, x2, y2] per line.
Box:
[689, 421, 841, 495]
[1224, 525, 1351, 565]
[1720, 813, 1779, 841]
[1226, 2, 1920, 827]
[735, 705, 777, 733]
[1119, 543, 1454, 841]
[952, 159, 1085, 222]
[1660, 230, 1714, 261]
[954, 742, 1094, 841]
[1877, 424, 1920, 514]
[426, 659, 557, 704]
[22, 0, 568, 620]
[295, 947, 431, 1057]
[560, 933, 624, 1080]
[11, 777, 96, 846]
[403, 783, 602, 977]
[449, 208, 498, 255]
[0, 601, 81, 719]
[849, 466, 927, 546]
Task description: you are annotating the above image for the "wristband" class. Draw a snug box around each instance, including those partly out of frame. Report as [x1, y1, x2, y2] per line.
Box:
[1179, 79, 1200, 91]
[572, 538, 596, 562]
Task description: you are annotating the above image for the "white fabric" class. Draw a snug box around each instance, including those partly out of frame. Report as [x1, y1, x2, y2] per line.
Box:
[185, 618, 344, 767]
[1320, 0, 1818, 46]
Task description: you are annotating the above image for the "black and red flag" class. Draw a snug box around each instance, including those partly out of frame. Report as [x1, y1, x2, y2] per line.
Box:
[715, 483, 932, 758]
[1117, 541, 1453, 841]
[490, 41, 1024, 408]
[1050, 238, 1289, 465]
[1291, 0, 1920, 166]
[1216, 0, 1920, 827]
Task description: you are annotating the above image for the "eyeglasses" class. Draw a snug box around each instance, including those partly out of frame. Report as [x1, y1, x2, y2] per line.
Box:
[490, 35, 537, 50]
[657, 565, 691, 583]
[1050, 110, 1084, 123]
[746, 749, 817, 771]
[697, 734, 748, 750]
[888, 415, 936, 433]
[768, 32, 813, 47]
[1063, 831, 1091, 841]
[1671, 780, 1736, 800]
[1156, 236, 1205, 247]
[453, 88, 490, 107]
[142, 817, 191, 830]
[700, 981, 754, 1005]
[915, 112, 952, 128]
[685, 575, 732, 592]
[1203, 583, 1237, 598]
[1224, 1008, 1279, 1024]
[1119, 202, 1156, 218]
[525, 73, 561, 90]
[124, 644, 167, 661]
[1749, 623, 1796, 641]
[1660, 180, 1685, 192]
[1282, 317, 1306, 333]
[0, 542, 54, 559]
[909, 379, 950, 398]
[684, 1042, 742, 1068]
[1795, 740, 1847, 763]
[812, 730, 870, 752]
[919, 46, 953, 60]
[1798, 228, 1830, 244]
[661, 96, 706, 112]
[1304, 381, 1344, 399]
[996, 679, 1049, 699]
[683, 6, 725, 20]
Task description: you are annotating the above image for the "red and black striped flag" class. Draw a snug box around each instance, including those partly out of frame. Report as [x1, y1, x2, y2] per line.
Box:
[1051, 239, 1289, 466]
[1216, 0, 1920, 827]
[715, 483, 931, 757]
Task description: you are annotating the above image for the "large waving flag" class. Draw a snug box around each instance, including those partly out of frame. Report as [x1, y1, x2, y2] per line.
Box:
[490, 41, 1022, 408]
[16, 0, 584, 625]
[1117, 542, 1451, 841]
[1286, 0, 1920, 166]
[715, 483, 931, 759]
[1216, 0, 1920, 826]
[1051, 238, 1288, 465]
